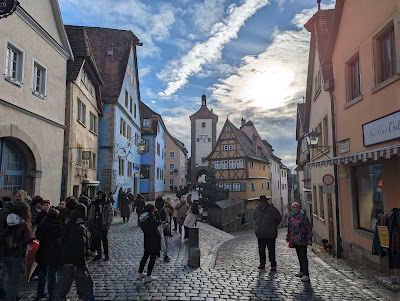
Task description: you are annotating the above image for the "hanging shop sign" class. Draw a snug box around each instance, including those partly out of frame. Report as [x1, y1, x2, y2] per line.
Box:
[363, 110, 400, 146]
[377, 226, 389, 248]
[339, 139, 350, 154]
[0, 0, 19, 19]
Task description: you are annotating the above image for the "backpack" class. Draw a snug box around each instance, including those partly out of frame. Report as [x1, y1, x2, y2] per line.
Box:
[0, 225, 19, 256]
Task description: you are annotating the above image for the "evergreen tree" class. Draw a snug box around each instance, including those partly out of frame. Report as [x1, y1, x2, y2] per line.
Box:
[199, 168, 226, 208]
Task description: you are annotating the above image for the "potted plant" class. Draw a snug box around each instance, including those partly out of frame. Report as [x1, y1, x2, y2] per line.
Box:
[326, 243, 332, 255]
[322, 239, 329, 250]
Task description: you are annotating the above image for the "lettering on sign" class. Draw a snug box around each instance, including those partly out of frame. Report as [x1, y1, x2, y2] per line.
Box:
[323, 185, 335, 194]
[363, 111, 400, 146]
[339, 139, 350, 154]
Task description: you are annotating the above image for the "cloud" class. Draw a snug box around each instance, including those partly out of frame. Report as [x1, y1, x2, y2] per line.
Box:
[139, 66, 151, 78]
[188, 0, 226, 33]
[158, 0, 270, 96]
[59, 0, 178, 57]
[203, 6, 323, 168]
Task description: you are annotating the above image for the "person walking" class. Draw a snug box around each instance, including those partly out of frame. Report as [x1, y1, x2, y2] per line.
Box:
[138, 204, 161, 283]
[35, 208, 63, 300]
[0, 201, 34, 301]
[133, 194, 145, 224]
[57, 204, 91, 301]
[183, 200, 202, 239]
[287, 202, 313, 282]
[159, 204, 173, 262]
[253, 195, 282, 271]
[88, 191, 113, 261]
[120, 194, 131, 223]
[171, 197, 179, 231]
[175, 196, 189, 237]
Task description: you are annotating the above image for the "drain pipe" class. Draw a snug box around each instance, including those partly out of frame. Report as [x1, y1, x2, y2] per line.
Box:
[329, 88, 342, 258]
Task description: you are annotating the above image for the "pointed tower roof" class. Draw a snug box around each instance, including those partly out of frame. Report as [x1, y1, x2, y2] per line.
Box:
[189, 94, 218, 118]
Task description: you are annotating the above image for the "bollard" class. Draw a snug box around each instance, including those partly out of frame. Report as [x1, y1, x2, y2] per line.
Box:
[188, 227, 200, 267]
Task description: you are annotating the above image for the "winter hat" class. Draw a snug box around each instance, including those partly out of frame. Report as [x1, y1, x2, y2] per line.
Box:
[6, 213, 21, 226]
[74, 203, 87, 220]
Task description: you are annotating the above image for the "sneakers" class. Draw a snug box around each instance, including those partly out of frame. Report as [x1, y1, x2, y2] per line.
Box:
[92, 255, 102, 261]
[301, 275, 310, 282]
[295, 272, 304, 277]
[138, 272, 146, 279]
[144, 275, 157, 283]
[164, 256, 171, 262]
[258, 265, 265, 270]
[270, 266, 277, 271]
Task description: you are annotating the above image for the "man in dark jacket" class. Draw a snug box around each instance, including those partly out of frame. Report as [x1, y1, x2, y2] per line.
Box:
[134, 194, 145, 224]
[253, 195, 282, 271]
[154, 195, 164, 212]
[57, 204, 90, 300]
[87, 191, 113, 261]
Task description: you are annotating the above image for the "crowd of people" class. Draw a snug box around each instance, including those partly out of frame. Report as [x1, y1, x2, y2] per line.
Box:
[0, 189, 115, 301]
[0, 188, 312, 300]
[0, 189, 203, 299]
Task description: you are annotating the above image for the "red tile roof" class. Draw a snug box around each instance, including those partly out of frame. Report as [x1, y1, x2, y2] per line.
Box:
[190, 105, 217, 117]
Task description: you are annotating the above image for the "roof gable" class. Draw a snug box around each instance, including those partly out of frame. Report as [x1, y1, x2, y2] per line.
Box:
[16, 0, 73, 59]
[84, 26, 140, 102]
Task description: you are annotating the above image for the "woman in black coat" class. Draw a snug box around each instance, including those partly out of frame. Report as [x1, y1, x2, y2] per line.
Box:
[120, 194, 131, 223]
[138, 204, 161, 282]
[35, 208, 63, 300]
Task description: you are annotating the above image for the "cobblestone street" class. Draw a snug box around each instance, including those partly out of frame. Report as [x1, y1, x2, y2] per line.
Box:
[19, 216, 399, 300]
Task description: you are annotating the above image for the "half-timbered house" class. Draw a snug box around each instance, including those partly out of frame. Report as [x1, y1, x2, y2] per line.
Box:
[207, 118, 271, 223]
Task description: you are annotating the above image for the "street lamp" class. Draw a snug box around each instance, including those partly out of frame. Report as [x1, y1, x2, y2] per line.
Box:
[305, 130, 320, 147]
[305, 130, 331, 159]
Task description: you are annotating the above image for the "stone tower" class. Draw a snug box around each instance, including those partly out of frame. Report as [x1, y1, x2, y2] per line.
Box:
[189, 94, 218, 185]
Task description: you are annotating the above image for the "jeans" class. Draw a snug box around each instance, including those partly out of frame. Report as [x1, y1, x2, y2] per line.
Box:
[295, 245, 309, 276]
[257, 238, 276, 267]
[138, 251, 157, 276]
[3, 257, 25, 301]
[84, 269, 94, 301]
[163, 236, 169, 257]
[57, 264, 89, 300]
[95, 228, 109, 257]
[37, 264, 58, 299]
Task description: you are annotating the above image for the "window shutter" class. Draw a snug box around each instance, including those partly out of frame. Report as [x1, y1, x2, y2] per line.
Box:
[240, 183, 246, 192]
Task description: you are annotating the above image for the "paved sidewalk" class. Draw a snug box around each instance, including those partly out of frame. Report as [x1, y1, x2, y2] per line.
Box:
[17, 218, 399, 300]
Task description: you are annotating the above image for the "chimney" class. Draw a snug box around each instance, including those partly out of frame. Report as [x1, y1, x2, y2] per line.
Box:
[252, 133, 258, 155]
[241, 118, 246, 128]
[317, 0, 321, 11]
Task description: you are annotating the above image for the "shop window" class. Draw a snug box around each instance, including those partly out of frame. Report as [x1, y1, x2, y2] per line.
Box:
[355, 164, 384, 231]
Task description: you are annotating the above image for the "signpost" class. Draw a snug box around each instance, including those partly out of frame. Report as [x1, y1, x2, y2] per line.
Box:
[323, 174, 335, 186]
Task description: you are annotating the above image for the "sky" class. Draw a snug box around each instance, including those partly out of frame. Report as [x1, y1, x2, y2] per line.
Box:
[59, 0, 335, 171]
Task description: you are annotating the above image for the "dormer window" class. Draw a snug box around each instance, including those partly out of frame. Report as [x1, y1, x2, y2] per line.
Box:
[143, 118, 150, 127]
[226, 126, 231, 132]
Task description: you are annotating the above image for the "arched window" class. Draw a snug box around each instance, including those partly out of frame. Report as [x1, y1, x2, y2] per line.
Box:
[0, 139, 27, 194]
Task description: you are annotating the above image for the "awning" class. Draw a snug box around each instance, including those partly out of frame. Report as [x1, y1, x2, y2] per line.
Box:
[307, 144, 400, 168]
[302, 188, 312, 192]
[82, 180, 100, 187]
